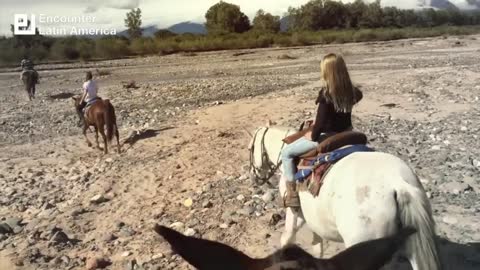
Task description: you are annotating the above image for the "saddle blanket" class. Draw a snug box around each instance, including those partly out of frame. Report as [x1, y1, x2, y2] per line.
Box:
[295, 144, 374, 182]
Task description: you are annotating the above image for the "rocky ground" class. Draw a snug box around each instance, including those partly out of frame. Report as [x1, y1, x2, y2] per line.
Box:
[0, 35, 479, 270]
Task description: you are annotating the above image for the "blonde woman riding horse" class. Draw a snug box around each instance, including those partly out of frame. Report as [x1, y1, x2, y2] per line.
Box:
[249, 54, 442, 270]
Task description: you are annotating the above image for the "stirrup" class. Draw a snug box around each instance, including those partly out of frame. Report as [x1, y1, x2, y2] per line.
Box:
[282, 191, 300, 209]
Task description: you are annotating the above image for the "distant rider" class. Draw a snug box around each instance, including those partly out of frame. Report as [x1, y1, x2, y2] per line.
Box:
[20, 56, 39, 83]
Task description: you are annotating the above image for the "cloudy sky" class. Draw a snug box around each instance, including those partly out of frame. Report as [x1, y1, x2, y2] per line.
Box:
[0, 0, 477, 36]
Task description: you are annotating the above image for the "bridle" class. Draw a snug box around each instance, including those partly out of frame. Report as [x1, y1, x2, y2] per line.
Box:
[249, 127, 288, 186]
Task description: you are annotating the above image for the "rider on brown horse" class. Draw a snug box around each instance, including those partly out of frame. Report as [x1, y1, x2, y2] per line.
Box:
[73, 71, 120, 154]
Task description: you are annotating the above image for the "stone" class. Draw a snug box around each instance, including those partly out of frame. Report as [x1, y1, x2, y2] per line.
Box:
[116, 221, 126, 228]
[473, 159, 480, 168]
[184, 198, 193, 208]
[90, 195, 109, 205]
[269, 213, 282, 226]
[50, 230, 70, 244]
[184, 228, 196, 237]
[13, 226, 23, 234]
[261, 191, 274, 202]
[221, 211, 235, 223]
[69, 175, 81, 182]
[71, 208, 87, 217]
[431, 145, 442, 150]
[219, 223, 229, 229]
[151, 253, 164, 260]
[119, 227, 136, 237]
[238, 206, 255, 216]
[462, 176, 478, 192]
[202, 201, 213, 208]
[42, 202, 55, 210]
[236, 194, 246, 202]
[4, 217, 22, 229]
[442, 216, 458, 225]
[0, 223, 12, 234]
[86, 256, 111, 270]
[170, 222, 185, 231]
[121, 251, 132, 257]
[102, 233, 117, 242]
[439, 182, 472, 195]
[81, 171, 92, 182]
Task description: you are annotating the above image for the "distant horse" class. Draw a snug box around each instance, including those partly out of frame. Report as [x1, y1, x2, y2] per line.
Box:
[249, 125, 442, 270]
[154, 224, 416, 270]
[72, 96, 121, 154]
[21, 70, 38, 100]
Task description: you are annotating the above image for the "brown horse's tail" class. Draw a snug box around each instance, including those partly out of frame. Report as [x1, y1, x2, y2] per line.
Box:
[103, 99, 115, 143]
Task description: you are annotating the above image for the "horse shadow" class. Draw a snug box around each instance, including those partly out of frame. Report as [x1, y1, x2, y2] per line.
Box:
[272, 224, 479, 270]
[48, 92, 75, 100]
[386, 237, 480, 270]
[437, 238, 480, 270]
[122, 127, 174, 147]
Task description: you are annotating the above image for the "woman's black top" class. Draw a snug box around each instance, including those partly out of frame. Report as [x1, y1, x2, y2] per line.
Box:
[311, 88, 363, 142]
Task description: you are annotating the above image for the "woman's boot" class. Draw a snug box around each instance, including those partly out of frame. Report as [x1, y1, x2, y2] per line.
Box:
[283, 181, 300, 208]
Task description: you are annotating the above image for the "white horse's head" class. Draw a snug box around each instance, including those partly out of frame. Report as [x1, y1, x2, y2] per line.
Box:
[248, 125, 297, 185]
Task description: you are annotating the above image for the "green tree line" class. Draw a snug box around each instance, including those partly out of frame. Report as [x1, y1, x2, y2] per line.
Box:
[1, 0, 480, 66]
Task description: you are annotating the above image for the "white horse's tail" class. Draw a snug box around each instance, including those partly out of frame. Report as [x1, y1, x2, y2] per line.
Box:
[396, 184, 442, 270]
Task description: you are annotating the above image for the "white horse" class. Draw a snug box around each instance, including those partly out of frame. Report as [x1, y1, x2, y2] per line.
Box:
[249, 125, 442, 270]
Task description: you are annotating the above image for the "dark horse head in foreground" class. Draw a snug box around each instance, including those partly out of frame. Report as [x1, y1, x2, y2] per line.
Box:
[154, 224, 416, 270]
[72, 96, 121, 154]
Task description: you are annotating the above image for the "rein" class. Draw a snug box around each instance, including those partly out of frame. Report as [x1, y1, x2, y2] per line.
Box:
[249, 127, 288, 186]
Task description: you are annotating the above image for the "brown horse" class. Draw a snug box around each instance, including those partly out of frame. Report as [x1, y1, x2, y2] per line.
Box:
[154, 224, 416, 270]
[72, 96, 120, 154]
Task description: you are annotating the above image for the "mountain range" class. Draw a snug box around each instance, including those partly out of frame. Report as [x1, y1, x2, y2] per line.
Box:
[118, 21, 206, 37]
[425, 0, 460, 9]
[421, 0, 479, 9]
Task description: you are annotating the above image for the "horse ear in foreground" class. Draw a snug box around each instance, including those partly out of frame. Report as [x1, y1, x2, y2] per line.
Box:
[153, 224, 416, 270]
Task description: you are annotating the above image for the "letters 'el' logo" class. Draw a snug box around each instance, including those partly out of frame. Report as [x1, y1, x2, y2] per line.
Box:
[14, 14, 36, 35]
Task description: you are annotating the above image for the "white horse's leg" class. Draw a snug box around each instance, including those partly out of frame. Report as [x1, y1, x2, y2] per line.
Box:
[279, 172, 301, 247]
[311, 233, 324, 258]
[280, 207, 299, 247]
[296, 211, 306, 228]
[281, 174, 306, 228]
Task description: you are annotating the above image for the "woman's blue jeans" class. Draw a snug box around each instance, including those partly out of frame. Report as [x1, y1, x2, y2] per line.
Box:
[281, 137, 318, 182]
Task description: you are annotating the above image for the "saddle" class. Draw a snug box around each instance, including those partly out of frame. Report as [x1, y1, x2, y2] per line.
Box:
[83, 97, 101, 116]
[295, 131, 372, 197]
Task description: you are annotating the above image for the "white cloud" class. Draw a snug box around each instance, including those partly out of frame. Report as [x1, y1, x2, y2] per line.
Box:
[105, 0, 141, 10]
[84, 6, 99, 14]
[84, 0, 140, 14]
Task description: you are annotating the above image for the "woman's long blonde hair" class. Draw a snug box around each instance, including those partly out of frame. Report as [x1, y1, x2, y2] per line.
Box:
[320, 53, 356, 113]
